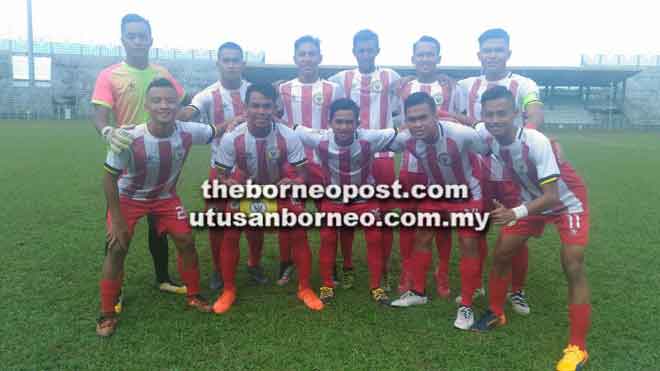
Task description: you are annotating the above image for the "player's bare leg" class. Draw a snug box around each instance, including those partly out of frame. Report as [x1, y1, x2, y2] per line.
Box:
[97, 236, 131, 337]
[556, 244, 590, 371]
[170, 232, 211, 313]
[472, 233, 528, 332]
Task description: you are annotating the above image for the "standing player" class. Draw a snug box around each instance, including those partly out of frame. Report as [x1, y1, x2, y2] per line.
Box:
[456, 28, 545, 313]
[178, 42, 267, 289]
[97, 78, 218, 337]
[212, 83, 323, 314]
[277, 35, 346, 287]
[470, 86, 590, 371]
[397, 36, 463, 298]
[294, 98, 398, 305]
[329, 29, 401, 290]
[91, 14, 186, 302]
[390, 92, 486, 331]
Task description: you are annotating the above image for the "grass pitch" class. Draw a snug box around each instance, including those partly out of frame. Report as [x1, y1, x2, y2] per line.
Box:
[0, 120, 658, 370]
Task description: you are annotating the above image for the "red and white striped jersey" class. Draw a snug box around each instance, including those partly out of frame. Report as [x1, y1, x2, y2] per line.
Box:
[294, 126, 398, 186]
[457, 72, 540, 127]
[399, 79, 460, 173]
[391, 121, 485, 200]
[104, 122, 215, 201]
[329, 68, 401, 158]
[189, 80, 249, 166]
[278, 78, 344, 164]
[475, 123, 587, 214]
[215, 122, 306, 185]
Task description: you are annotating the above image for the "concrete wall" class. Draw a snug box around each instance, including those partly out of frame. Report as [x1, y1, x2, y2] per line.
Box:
[623, 67, 660, 125]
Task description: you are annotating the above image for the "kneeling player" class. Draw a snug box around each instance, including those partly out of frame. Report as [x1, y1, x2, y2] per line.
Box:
[389, 92, 486, 331]
[212, 83, 323, 314]
[470, 87, 591, 371]
[97, 78, 219, 337]
[294, 98, 399, 305]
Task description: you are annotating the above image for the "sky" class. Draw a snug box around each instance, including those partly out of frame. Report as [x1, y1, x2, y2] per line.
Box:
[1, 0, 658, 67]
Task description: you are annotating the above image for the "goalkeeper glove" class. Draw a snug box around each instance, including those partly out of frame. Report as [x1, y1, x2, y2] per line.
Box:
[101, 126, 134, 154]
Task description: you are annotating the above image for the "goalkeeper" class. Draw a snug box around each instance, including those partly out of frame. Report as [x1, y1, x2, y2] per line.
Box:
[91, 13, 187, 303]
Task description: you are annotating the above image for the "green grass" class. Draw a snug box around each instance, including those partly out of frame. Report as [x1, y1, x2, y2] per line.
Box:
[1, 120, 659, 370]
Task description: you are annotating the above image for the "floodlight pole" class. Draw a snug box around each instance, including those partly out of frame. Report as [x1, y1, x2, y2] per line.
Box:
[27, 0, 35, 86]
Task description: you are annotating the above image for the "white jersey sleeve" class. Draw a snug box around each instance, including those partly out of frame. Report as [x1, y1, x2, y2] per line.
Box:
[516, 76, 541, 111]
[178, 121, 215, 145]
[528, 130, 560, 185]
[294, 125, 325, 148]
[388, 129, 411, 152]
[105, 148, 130, 174]
[280, 125, 307, 166]
[215, 133, 236, 171]
[360, 128, 398, 153]
[189, 90, 210, 117]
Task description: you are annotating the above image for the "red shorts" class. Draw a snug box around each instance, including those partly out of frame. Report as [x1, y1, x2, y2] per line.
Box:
[398, 170, 427, 211]
[106, 196, 191, 238]
[320, 199, 380, 216]
[502, 212, 590, 246]
[372, 157, 396, 211]
[417, 198, 485, 237]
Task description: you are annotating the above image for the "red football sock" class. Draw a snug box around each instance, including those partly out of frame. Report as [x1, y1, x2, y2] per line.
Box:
[381, 228, 393, 274]
[488, 269, 511, 316]
[246, 230, 263, 267]
[291, 228, 312, 291]
[399, 227, 415, 287]
[278, 229, 292, 264]
[340, 228, 354, 269]
[411, 249, 432, 294]
[569, 304, 591, 350]
[177, 252, 200, 297]
[511, 243, 529, 292]
[221, 231, 240, 291]
[435, 231, 452, 279]
[208, 228, 223, 273]
[477, 236, 488, 285]
[319, 227, 338, 288]
[364, 227, 383, 289]
[100, 279, 121, 315]
[459, 256, 481, 307]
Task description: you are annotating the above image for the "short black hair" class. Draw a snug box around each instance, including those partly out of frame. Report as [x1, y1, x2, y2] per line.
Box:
[478, 28, 510, 47]
[413, 35, 441, 56]
[147, 77, 175, 93]
[121, 14, 151, 36]
[480, 85, 515, 107]
[353, 29, 379, 49]
[217, 42, 244, 59]
[294, 35, 321, 54]
[246, 83, 278, 104]
[329, 98, 360, 122]
[404, 91, 436, 116]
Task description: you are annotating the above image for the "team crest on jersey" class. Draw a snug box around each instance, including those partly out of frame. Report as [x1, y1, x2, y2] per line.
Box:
[267, 148, 281, 160]
[250, 200, 267, 214]
[312, 92, 324, 106]
[438, 153, 452, 166]
[370, 80, 383, 93]
[432, 93, 444, 106]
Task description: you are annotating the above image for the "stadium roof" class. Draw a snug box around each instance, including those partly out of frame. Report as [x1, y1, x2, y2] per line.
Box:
[245, 65, 641, 87]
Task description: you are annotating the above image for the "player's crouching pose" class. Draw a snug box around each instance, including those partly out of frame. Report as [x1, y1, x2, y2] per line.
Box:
[212, 83, 324, 314]
[96, 78, 224, 337]
[470, 87, 591, 371]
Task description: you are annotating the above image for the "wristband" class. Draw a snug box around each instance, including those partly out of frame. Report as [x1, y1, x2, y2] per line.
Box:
[512, 204, 528, 220]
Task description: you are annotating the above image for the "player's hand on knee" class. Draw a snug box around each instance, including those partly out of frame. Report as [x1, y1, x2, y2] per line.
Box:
[491, 199, 515, 225]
